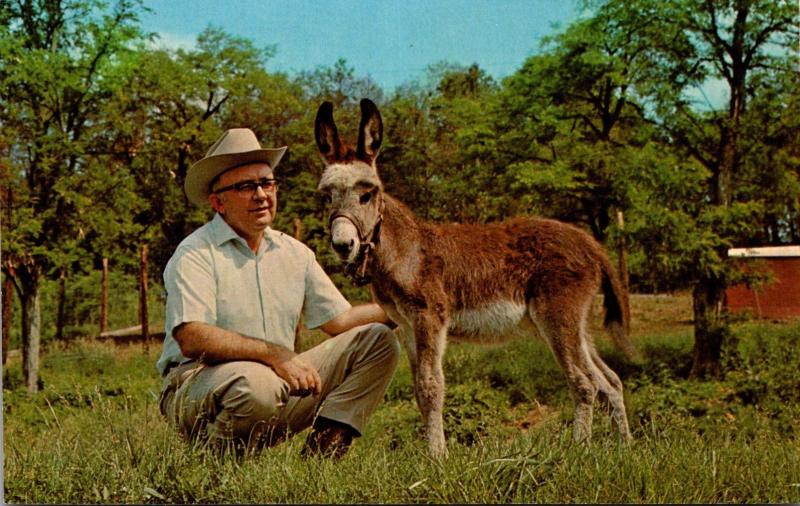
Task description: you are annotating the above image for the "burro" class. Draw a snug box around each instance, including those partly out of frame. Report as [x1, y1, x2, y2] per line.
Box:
[314, 98, 636, 457]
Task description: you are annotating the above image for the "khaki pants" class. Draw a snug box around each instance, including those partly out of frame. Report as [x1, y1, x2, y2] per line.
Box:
[159, 323, 399, 449]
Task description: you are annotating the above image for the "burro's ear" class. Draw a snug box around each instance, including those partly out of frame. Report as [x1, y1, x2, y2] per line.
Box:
[357, 98, 383, 162]
[315, 101, 341, 162]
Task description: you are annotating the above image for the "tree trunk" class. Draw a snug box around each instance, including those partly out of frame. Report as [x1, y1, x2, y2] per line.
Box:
[177, 145, 191, 201]
[55, 263, 67, 340]
[690, 275, 727, 378]
[686, 0, 755, 380]
[3, 187, 14, 366]
[20, 268, 42, 393]
[139, 244, 149, 349]
[100, 257, 108, 335]
[690, 111, 739, 377]
[2, 272, 13, 366]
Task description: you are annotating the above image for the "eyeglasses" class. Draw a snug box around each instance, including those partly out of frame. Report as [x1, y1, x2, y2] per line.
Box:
[213, 178, 278, 196]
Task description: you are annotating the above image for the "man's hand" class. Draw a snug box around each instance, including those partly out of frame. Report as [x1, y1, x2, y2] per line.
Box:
[174, 322, 322, 397]
[270, 348, 322, 397]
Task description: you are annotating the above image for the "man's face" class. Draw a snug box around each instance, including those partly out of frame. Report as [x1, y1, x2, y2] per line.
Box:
[208, 162, 277, 245]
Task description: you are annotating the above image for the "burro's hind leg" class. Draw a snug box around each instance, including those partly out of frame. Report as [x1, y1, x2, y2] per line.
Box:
[530, 295, 605, 443]
[413, 313, 449, 457]
[588, 344, 632, 441]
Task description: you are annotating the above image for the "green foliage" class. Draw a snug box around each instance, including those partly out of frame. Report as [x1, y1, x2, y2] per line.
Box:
[4, 321, 800, 503]
[106, 25, 282, 273]
[722, 324, 800, 429]
[625, 322, 800, 439]
[736, 64, 800, 243]
[496, 8, 660, 239]
[444, 339, 568, 406]
[380, 63, 506, 223]
[0, 0, 146, 268]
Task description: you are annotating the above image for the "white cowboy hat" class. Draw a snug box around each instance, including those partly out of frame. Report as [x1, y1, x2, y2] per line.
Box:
[184, 128, 287, 207]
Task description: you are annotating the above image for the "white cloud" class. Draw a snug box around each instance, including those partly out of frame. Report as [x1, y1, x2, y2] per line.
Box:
[146, 31, 197, 51]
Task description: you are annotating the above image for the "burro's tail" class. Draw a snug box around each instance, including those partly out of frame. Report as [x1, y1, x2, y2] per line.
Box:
[600, 255, 636, 359]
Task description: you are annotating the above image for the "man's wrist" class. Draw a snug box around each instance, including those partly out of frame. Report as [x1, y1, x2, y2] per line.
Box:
[259, 340, 295, 366]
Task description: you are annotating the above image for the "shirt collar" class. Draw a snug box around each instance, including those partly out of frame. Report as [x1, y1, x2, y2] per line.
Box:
[210, 213, 274, 251]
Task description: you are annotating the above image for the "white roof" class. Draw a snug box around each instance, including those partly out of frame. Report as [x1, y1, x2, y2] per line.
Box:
[728, 246, 800, 258]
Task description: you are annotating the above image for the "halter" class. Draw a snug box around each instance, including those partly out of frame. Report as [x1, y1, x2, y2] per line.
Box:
[329, 195, 384, 286]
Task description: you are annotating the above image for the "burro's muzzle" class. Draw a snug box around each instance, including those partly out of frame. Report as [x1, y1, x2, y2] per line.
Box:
[330, 215, 361, 264]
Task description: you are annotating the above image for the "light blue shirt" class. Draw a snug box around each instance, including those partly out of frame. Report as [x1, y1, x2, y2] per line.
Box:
[156, 213, 351, 375]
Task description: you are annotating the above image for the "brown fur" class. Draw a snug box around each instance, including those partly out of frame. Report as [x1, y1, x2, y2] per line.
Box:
[315, 99, 634, 456]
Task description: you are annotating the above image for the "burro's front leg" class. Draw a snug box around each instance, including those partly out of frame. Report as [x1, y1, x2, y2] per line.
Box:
[413, 313, 449, 457]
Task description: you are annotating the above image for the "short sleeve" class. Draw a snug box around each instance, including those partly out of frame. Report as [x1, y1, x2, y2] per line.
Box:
[301, 249, 351, 329]
[163, 245, 217, 335]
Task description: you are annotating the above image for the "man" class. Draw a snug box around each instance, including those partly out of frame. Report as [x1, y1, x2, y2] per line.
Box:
[156, 128, 400, 458]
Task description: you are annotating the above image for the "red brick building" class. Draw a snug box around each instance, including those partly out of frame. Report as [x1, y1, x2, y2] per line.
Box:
[726, 246, 800, 320]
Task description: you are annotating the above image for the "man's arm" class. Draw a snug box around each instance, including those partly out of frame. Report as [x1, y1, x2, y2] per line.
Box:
[319, 303, 393, 336]
[174, 321, 322, 396]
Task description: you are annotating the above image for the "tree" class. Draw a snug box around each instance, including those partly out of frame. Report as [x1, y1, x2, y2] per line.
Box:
[380, 63, 502, 223]
[379, 88, 438, 220]
[0, 0, 145, 391]
[735, 65, 800, 244]
[499, 12, 661, 241]
[594, 0, 799, 376]
[96, 26, 278, 276]
[298, 58, 384, 111]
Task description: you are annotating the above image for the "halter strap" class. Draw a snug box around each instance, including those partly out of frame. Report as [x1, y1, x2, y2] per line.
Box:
[330, 195, 384, 286]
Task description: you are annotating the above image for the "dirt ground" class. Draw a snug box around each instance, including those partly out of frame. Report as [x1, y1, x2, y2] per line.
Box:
[590, 291, 694, 338]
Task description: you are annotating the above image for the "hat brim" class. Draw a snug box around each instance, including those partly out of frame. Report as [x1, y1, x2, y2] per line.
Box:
[184, 147, 287, 207]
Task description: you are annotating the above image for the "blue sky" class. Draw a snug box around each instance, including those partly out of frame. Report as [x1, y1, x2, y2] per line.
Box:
[139, 0, 581, 92]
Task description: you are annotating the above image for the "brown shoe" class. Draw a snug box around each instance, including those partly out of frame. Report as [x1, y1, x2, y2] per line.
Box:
[301, 417, 356, 459]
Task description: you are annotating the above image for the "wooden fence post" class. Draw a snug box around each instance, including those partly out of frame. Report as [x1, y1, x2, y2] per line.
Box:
[139, 244, 149, 349]
[617, 210, 630, 293]
[100, 257, 109, 336]
[293, 217, 303, 241]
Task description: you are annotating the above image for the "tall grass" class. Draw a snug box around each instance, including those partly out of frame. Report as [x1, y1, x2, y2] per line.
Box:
[4, 320, 800, 503]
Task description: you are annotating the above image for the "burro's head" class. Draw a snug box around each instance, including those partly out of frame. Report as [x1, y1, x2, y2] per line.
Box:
[315, 98, 384, 266]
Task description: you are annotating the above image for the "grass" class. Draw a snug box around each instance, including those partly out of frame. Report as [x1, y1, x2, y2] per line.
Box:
[4, 294, 800, 503]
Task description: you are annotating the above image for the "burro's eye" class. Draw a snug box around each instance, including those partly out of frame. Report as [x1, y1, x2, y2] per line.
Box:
[360, 191, 372, 205]
[319, 192, 332, 207]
